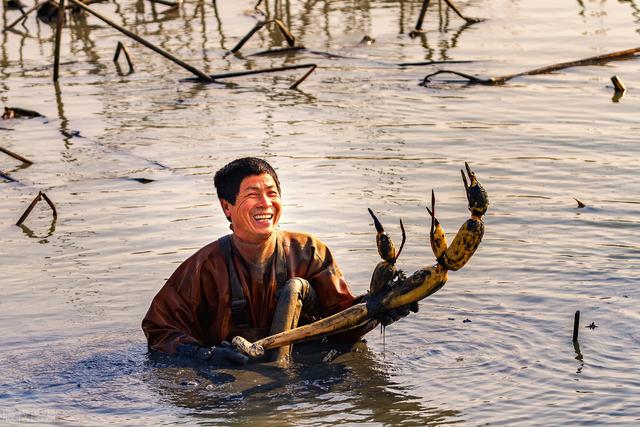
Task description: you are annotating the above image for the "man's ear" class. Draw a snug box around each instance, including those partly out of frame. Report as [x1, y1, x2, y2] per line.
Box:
[219, 199, 233, 222]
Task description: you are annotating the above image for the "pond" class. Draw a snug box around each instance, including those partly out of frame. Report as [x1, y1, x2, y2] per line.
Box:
[1, 0, 639, 424]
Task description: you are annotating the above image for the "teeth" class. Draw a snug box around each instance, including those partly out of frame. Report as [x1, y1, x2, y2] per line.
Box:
[254, 214, 273, 221]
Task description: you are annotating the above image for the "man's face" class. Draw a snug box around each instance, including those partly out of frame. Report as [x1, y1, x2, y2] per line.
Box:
[220, 174, 282, 243]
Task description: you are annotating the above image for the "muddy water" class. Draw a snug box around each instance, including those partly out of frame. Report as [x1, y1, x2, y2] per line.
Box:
[1, 0, 640, 425]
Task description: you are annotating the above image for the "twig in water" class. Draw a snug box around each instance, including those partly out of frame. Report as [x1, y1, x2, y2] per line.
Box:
[0, 146, 33, 165]
[224, 19, 298, 57]
[422, 47, 640, 86]
[3, 107, 43, 119]
[573, 310, 580, 342]
[289, 64, 316, 90]
[114, 41, 134, 73]
[225, 20, 266, 56]
[16, 191, 58, 226]
[409, 0, 482, 37]
[443, 0, 483, 24]
[611, 75, 626, 102]
[248, 46, 306, 57]
[274, 19, 295, 46]
[147, 0, 178, 6]
[68, 0, 212, 81]
[53, 0, 66, 81]
[184, 63, 317, 89]
[4, 2, 40, 32]
[398, 59, 474, 67]
[1, 170, 18, 182]
[69, 0, 108, 14]
[409, 0, 430, 36]
[611, 75, 626, 92]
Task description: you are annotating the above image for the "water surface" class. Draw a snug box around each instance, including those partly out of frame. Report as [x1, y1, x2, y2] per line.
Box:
[1, 0, 639, 425]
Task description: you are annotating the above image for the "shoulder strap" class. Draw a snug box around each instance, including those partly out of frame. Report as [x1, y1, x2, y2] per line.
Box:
[219, 234, 251, 328]
[275, 231, 288, 291]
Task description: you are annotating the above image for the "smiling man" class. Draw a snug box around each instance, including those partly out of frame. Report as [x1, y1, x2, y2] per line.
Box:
[142, 157, 378, 366]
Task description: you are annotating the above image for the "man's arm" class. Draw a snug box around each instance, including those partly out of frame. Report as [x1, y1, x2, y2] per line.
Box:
[142, 255, 248, 366]
[303, 236, 380, 343]
[142, 269, 203, 354]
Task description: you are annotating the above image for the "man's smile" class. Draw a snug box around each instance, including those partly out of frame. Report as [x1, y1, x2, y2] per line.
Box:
[253, 213, 273, 222]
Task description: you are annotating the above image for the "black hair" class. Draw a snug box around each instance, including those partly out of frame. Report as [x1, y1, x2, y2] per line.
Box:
[214, 157, 281, 205]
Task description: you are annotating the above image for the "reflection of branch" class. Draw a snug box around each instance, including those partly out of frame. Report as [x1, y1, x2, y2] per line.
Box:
[210, 0, 226, 50]
[16, 191, 58, 226]
[18, 221, 56, 239]
[68, 0, 212, 81]
[422, 46, 640, 86]
[4, 2, 40, 32]
[621, 0, 640, 34]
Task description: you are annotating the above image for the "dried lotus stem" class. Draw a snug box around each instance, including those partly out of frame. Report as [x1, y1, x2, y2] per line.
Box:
[423, 46, 640, 86]
[114, 41, 134, 73]
[16, 191, 58, 226]
[0, 146, 33, 164]
[53, 0, 66, 81]
[68, 0, 212, 81]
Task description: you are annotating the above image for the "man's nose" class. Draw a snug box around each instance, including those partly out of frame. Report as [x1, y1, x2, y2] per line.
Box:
[256, 192, 271, 207]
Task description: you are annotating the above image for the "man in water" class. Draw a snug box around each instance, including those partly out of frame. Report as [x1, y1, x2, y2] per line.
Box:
[142, 157, 409, 366]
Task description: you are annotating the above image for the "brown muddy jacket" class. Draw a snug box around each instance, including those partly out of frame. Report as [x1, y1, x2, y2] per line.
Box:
[142, 230, 360, 354]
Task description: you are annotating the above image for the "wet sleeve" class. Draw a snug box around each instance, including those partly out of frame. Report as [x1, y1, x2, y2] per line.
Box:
[307, 239, 380, 342]
[306, 240, 357, 316]
[141, 257, 211, 355]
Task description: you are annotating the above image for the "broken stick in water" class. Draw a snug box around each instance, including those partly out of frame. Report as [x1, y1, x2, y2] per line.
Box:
[148, 0, 178, 6]
[422, 46, 640, 86]
[114, 41, 134, 74]
[289, 64, 316, 90]
[0, 146, 33, 165]
[224, 19, 298, 57]
[443, 0, 483, 24]
[16, 191, 58, 226]
[573, 310, 580, 342]
[248, 46, 306, 57]
[1, 170, 18, 182]
[611, 75, 626, 92]
[53, 0, 66, 81]
[183, 63, 317, 89]
[2, 107, 43, 119]
[409, 0, 482, 37]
